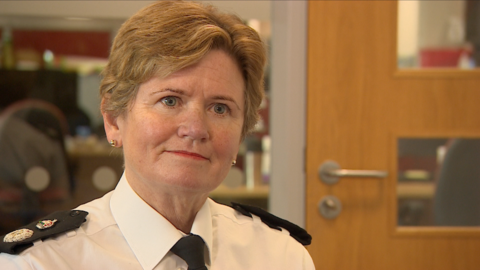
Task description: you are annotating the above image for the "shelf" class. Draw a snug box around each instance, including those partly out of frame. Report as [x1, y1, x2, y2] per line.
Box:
[397, 182, 435, 199]
[209, 184, 269, 199]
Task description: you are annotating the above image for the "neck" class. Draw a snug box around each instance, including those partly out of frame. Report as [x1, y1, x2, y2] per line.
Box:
[152, 192, 208, 233]
[126, 174, 209, 233]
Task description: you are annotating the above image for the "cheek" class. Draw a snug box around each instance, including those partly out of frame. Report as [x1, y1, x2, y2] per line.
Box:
[214, 128, 242, 159]
[123, 114, 174, 148]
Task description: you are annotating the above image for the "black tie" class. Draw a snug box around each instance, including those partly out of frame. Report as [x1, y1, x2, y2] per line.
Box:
[170, 234, 208, 270]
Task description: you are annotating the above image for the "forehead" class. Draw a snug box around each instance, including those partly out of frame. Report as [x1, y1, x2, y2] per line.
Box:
[150, 50, 245, 96]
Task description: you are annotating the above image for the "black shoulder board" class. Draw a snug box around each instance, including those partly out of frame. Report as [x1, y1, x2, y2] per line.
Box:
[0, 210, 88, 255]
[231, 202, 312, 246]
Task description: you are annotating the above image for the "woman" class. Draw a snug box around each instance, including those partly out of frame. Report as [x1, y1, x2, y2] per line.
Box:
[0, 1, 314, 269]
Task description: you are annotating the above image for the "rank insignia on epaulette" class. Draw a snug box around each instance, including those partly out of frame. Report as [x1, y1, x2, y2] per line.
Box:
[0, 210, 88, 255]
[3, 229, 34, 243]
[36, 219, 58, 230]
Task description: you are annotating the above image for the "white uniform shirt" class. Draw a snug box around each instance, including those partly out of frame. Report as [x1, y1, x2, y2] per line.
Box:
[0, 174, 315, 270]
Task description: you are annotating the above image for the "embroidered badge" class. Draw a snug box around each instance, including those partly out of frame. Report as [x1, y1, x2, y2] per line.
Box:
[36, 219, 58, 230]
[3, 229, 34, 243]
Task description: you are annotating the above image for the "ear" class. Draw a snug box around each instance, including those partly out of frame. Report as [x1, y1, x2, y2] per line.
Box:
[101, 98, 123, 147]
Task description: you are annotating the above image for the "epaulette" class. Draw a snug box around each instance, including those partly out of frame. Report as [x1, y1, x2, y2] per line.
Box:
[0, 210, 88, 255]
[231, 202, 312, 246]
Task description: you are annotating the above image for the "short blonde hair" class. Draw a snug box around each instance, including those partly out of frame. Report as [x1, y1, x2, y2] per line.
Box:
[100, 0, 266, 138]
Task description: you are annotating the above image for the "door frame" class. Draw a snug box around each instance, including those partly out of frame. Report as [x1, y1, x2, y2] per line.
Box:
[269, 0, 308, 227]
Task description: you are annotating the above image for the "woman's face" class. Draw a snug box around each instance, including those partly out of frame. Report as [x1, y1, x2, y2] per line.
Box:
[108, 50, 245, 194]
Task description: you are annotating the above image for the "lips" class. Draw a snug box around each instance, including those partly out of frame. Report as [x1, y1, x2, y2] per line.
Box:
[165, 150, 209, 161]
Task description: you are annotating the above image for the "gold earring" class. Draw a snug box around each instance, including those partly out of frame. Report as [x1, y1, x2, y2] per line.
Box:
[232, 160, 236, 166]
[109, 140, 116, 147]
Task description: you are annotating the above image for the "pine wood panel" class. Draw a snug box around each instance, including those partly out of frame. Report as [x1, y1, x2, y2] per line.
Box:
[306, 1, 480, 269]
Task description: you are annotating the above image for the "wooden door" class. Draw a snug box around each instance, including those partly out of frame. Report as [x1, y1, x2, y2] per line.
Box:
[306, 1, 480, 269]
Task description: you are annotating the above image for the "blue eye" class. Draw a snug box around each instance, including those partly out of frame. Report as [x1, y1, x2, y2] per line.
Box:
[161, 96, 177, 106]
[213, 104, 228, 114]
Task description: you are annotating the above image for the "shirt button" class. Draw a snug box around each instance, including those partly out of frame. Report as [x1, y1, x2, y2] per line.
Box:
[70, 210, 80, 217]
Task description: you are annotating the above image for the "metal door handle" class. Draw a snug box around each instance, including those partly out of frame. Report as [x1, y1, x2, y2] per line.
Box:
[326, 169, 388, 178]
[319, 160, 388, 185]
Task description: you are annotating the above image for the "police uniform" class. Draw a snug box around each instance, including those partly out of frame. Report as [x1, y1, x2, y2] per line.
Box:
[0, 174, 315, 269]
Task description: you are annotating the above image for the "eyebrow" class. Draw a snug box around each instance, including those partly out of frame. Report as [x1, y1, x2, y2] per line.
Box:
[151, 88, 241, 110]
[150, 88, 185, 96]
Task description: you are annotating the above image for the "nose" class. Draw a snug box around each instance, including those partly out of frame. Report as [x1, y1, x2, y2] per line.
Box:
[177, 107, 210, 141]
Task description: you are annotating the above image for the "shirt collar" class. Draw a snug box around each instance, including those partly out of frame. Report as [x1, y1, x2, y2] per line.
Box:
[191, 197, 213, 265]
[110, 173, 212, 270]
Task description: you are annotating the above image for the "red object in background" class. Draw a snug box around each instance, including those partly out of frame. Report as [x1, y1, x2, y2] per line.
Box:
[1, 30, 110, 59]
[419, 48, 464, 68]
[398, 156, 438, 173]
